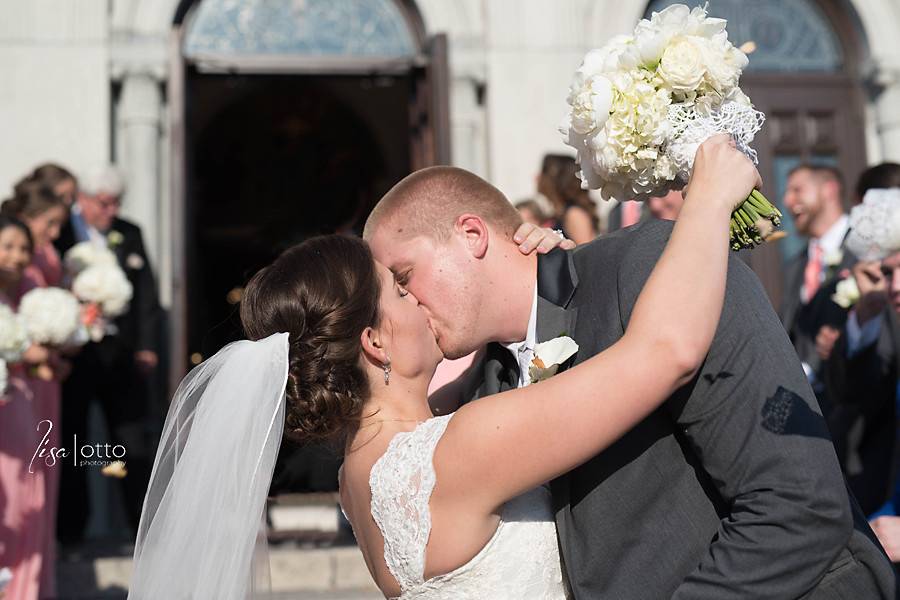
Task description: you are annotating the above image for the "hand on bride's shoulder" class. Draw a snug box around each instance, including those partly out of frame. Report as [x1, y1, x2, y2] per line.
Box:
[687, 134, 762, 212]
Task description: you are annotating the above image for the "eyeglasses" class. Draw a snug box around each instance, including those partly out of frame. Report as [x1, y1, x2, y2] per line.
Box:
[85, 195, 121, 211]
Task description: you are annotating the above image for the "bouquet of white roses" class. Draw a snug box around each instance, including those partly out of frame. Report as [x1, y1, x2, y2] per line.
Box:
[561, 3, 782, 250]
[18, 287, 85, 346]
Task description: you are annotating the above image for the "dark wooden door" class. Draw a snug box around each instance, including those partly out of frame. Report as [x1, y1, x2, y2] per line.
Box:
[742, 73, 867, 309]
[410, 33, 451, 168]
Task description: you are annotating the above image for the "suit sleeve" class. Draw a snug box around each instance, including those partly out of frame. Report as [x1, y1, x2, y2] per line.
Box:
[129, 227, 163, 353]
[617, 231, 852, 598]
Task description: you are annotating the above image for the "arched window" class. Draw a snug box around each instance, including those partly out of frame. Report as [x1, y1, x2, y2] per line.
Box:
[644, 0, 867, 307]
[644, 0, 843, 72]
[184, 0, 420, 59]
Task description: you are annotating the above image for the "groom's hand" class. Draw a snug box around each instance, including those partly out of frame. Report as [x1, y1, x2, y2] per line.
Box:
[514, 223, 576, 254]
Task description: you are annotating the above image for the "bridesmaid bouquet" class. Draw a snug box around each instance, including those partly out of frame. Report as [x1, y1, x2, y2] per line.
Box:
[64, 242, 134, 341]
[17, 288, 85, 346]
[0, 304, 28, 394]
[560, 3, 781, 250]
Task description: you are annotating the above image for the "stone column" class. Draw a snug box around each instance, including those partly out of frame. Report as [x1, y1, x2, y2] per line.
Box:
[117, 71, 163, 272]
[872, 61, 900, 162]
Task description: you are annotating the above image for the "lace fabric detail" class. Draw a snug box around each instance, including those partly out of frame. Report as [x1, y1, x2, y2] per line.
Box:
[369, 415, 452, 592]
[367, 416, 570, 600]
[666, 99, 765, 182]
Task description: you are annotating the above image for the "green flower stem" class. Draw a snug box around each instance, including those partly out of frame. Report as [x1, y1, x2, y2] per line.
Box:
[728, 189, 783, 251]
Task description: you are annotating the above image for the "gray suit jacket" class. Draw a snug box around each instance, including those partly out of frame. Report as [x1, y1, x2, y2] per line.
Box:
[468, 219, 895, 599]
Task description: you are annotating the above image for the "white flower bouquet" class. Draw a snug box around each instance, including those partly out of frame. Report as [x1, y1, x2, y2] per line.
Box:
[73, 264, 133, 318]
[0, 304, 29, 362]
[0, 304, 29, 395]
[18, 287, 85, 346]
[64, 241, 118, 276]
[561, 3, 782, 250]
[64, 241, 134, 341]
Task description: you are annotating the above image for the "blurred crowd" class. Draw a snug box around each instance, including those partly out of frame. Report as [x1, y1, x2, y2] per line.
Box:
[0, 163, 162, 600]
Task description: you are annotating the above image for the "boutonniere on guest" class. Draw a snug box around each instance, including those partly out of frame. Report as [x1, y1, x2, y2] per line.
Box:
[831, 275, 860, 309]
[824, 249, 844, 278]
[529, 336, 579, 384]
[107, 229, 124, 249]
[126, 253, 144, 270]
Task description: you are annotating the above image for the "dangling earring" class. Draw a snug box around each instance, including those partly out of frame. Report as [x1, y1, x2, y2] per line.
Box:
[383, 361, 391, 385]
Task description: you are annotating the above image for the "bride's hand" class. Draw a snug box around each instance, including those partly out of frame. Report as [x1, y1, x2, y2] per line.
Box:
[685, 134, 762, 214]
[513, 223, 576, 254]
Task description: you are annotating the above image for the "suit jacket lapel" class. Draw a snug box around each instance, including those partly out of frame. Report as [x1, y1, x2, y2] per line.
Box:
[536, 249, 579, 345]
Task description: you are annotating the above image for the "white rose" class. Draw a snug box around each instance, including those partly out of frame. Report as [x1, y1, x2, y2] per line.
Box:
[657, 37, 707, 92]
[64, 242, 118, 275]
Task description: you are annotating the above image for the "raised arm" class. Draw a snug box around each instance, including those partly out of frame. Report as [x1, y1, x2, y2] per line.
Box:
[437, 135, 761, 510]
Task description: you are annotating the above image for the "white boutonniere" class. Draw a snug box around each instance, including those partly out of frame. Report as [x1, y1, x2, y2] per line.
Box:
[831, 276, 860, 309]
[529, 336, 579, 384]
[107, 230, 124, 249]
[126, 253, 144, 270]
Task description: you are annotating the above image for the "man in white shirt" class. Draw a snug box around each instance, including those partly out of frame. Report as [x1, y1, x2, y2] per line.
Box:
[780, 164, 855, 395]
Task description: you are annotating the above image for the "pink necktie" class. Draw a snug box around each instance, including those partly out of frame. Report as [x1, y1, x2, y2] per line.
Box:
[803, 244, 823, 303]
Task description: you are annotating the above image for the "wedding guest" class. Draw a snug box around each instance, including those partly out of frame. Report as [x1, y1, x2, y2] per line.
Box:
[514, 198, 552, 228]
[780, 164, 856, 406]
[855, 163, 900, 205]
[537, 154, 598, 244]
[3, 180, 67, 287]
[825, 188, 900, 519]
[0, 216, 56, 600]
[1, 182, 69, 593]
[647, 188, 685, 221]
[54, 165, 162, 544]
[18, 163, 77, 208]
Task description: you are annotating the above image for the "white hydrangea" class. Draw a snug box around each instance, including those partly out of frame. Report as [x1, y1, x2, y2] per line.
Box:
[562, 3, 756, 202]
[0, 304, 28, 362]
[18, 287, 83, 346]
[64, 242, 118, 276]
[72, 265, 133, 317]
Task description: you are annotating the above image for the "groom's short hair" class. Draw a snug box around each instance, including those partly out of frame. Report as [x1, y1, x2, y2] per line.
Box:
[364, 166, 522, 242]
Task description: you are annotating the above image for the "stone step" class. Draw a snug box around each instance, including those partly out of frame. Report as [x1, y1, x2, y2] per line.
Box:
[57, 544, 380, 599]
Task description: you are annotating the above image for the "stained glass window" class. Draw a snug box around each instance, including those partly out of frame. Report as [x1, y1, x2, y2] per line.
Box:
[643, 0, 843, 72]
[184, 0, 418, 58]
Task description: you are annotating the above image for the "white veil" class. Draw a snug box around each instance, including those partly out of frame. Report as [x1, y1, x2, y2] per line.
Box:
[128, 332, 289, 599]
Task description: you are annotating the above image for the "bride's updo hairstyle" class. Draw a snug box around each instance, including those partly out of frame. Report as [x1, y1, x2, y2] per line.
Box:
[240, 235, 381, 446]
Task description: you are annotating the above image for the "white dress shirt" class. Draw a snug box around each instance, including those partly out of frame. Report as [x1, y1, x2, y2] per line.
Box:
[503, 285, 539, 389]
[800, 214, 849, 302]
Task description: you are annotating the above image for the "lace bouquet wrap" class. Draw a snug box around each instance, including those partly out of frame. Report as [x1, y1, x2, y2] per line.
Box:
[561, 3, 781, 250]
[845, 188, 900, 261]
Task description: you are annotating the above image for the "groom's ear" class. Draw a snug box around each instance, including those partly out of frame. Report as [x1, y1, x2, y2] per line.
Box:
[360, 326, 389, 366]
[455, 214, 489, 259]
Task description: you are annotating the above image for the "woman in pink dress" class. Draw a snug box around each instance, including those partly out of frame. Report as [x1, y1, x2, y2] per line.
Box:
[0, 215, 58, 600]
[1, 182, 68, 600]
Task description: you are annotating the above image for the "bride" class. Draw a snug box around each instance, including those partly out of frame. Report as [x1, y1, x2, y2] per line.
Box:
[127, 135, 760, 599]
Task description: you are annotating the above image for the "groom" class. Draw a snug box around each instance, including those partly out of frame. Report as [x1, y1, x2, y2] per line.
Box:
[365, 166, 896, 598]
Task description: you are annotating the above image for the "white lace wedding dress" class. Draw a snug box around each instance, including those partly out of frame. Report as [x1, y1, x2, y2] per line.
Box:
[355, 414, 570, 599]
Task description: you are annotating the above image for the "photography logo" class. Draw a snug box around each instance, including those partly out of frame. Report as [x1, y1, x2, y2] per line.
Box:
[29, 419, 126, 474]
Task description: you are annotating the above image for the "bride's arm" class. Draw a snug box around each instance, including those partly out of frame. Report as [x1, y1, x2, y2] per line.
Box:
[436, 135, 761, 510]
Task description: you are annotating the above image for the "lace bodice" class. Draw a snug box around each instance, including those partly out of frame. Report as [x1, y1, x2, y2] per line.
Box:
[365, 415, 570, 599]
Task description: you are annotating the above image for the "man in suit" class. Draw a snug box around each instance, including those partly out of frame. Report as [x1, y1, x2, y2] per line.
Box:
[781, 164, 856, 404]
[55, 165, 162, 543]
[365, 165, 895, 598]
